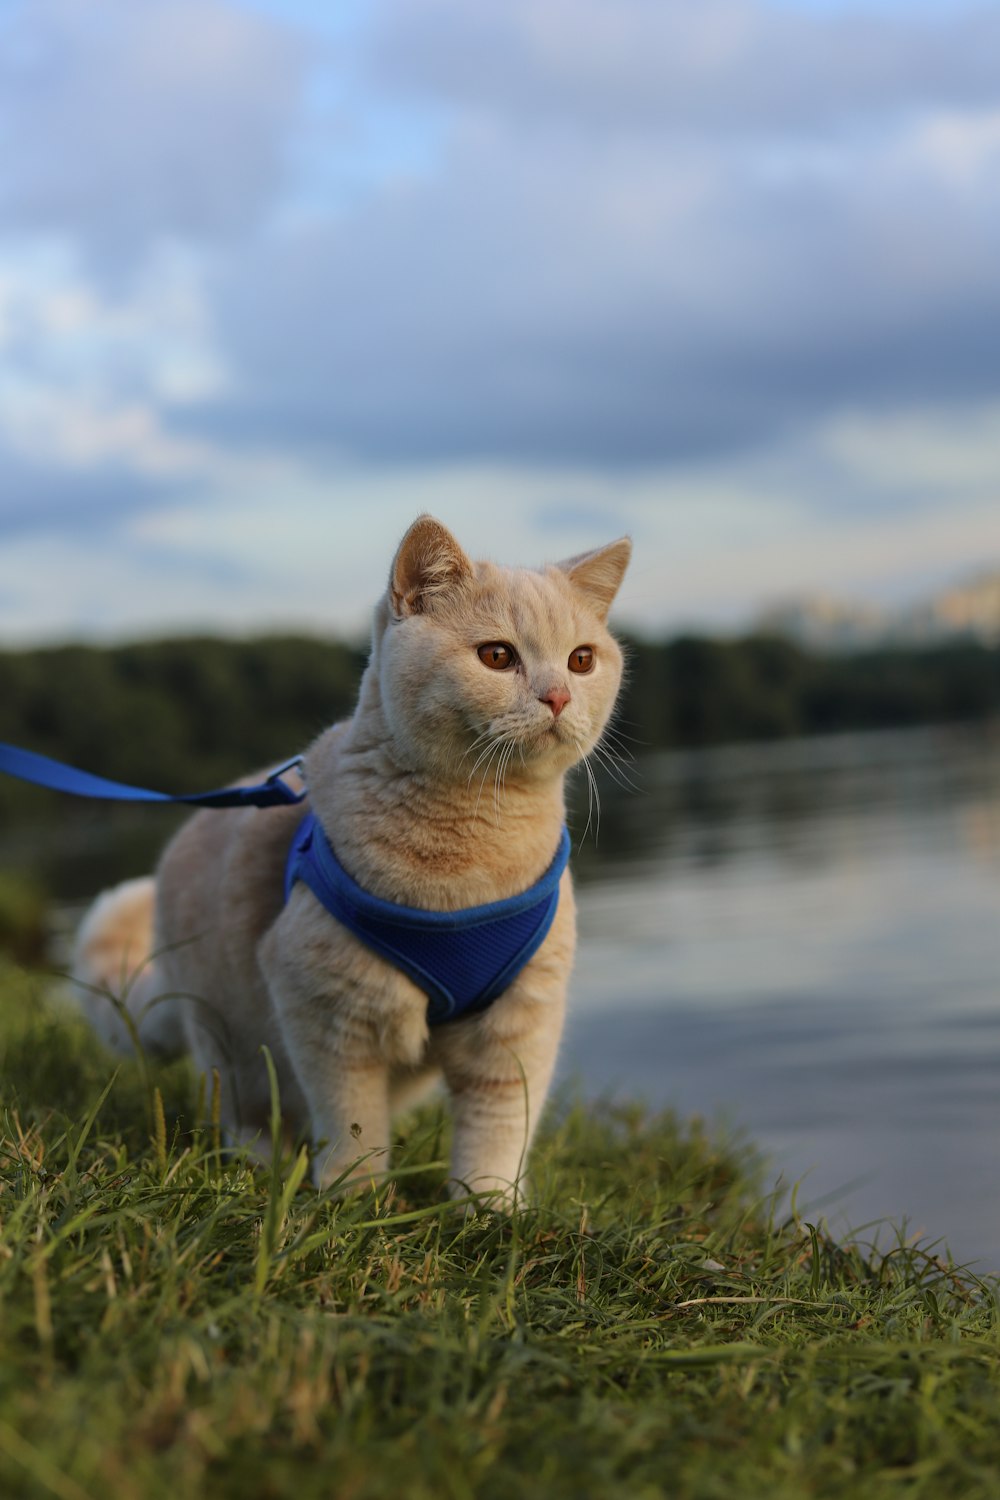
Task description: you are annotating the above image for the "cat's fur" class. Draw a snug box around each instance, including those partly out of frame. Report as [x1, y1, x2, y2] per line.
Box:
[71, 517, 630, 1203]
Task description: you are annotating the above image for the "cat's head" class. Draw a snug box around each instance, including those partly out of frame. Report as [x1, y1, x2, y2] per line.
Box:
[369, 515, 631, 786]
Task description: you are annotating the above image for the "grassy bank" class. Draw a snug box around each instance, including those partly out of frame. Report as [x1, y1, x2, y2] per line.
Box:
[1, 965, 999, 1500]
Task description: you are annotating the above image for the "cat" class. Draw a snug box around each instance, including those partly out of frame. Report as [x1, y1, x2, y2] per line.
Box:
[71, 516, 631, 1205]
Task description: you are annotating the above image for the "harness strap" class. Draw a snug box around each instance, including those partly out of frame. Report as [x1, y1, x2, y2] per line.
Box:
[285, 813, 571, 1024]
[0, 742, 306, 810]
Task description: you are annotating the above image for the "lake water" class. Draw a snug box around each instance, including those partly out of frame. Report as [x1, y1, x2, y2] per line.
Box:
[563, 724, 1000, 1275]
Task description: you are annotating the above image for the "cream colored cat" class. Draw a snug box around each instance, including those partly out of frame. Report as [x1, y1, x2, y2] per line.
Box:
[72, 517, 630, 1204]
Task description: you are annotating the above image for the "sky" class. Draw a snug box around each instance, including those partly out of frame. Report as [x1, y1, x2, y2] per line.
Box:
[0, 0, 998, 644]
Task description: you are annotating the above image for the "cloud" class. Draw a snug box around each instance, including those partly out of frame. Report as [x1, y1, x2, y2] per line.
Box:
[0, 0, 997, 646]
[367, 0, 1000, 135]
[3, 0, 999, 478]
[0, 0, 306, 262]
[2, 398, 996, 646]
[0, 241, 226, 532]
[821, 399, 1000, 497]
[186, 93, 1000, 470]
[0, 448, 173, 537]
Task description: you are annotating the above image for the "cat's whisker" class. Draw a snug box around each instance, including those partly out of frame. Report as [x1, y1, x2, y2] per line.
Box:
[459, 727, 502, 767]
[600, 725, 641, 765]
[464, 740, 506, 804]
[465, 737, 500, 786]
[471, 737, 505, 821]
[578, 748, 601, 844]
[589, 753, 641, 799]
[593, 720, 641, 762]
[605, 724, 647, 748]
[470, 732, 522, 825]
[589, 737, 643, 794]
[493, 744, 505, 827]
[466, 729, 510, 791]
[490, 742, 505, 827]
[495, 738, 519, 827]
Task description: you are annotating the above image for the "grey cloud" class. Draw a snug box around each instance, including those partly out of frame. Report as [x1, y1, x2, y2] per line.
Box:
[0, 449, 174, 537]
[0, 0, 306, 261]
[179, 109, 1000, 470]
[4, 0, 999, 487]
[367, 0, 1000, 135]
[534, 502, 638, 539]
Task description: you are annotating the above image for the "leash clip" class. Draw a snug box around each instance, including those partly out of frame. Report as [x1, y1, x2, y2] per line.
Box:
[265, 755, 306, 805]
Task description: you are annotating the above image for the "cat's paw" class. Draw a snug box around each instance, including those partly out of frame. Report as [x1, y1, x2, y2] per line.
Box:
[448, 1176, 523, 1216]
[311, 1142, 389, 1195]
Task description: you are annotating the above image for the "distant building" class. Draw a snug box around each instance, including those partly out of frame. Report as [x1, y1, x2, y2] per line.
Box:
[892, 573, 1000, 648]
[754, 595, 887, 652]
[754, 569, 1000, 651]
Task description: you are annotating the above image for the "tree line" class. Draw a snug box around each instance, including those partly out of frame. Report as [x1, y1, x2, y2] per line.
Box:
[0, 630, 998, 819]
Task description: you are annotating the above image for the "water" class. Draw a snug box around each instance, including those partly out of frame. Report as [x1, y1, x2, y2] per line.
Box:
[563, 724, 1000, 1273]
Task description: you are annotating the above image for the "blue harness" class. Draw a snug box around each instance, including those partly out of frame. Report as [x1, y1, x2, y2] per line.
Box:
[285, 812, 571, 1024]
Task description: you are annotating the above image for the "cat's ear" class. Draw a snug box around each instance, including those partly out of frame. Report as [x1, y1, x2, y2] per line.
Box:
[390, 515, 474, 617]
[556, 537, 632, 621]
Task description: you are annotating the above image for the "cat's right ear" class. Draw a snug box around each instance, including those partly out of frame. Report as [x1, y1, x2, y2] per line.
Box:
[390, 515, 474, 617]
[556, 537, 632, 621]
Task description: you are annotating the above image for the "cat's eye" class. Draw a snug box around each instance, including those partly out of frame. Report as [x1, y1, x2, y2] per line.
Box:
[568, 645, 595, 674]
[478, 642, 517, 671]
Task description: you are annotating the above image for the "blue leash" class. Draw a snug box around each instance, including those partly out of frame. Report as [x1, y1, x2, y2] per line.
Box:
[0, 742, 306, 810]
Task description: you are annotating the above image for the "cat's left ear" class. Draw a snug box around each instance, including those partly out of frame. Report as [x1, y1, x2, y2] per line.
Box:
[390, 515, 474, 617]
[556, 537, 632, 621]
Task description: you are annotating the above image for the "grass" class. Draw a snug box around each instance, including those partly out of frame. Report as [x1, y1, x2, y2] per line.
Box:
[1, 960, 1000, 1500]
[0, 871, 49, 967]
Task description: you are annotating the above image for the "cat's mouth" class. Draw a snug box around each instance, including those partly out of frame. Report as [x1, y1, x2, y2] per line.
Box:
[471, 713, 579, 766]
[528, 715, 577, 752]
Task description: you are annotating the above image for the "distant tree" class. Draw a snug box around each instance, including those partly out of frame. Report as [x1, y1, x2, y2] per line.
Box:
[0, 632, 998, 829]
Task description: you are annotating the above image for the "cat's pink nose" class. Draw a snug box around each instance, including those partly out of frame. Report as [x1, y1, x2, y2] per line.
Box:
[541, 688, 571, 717]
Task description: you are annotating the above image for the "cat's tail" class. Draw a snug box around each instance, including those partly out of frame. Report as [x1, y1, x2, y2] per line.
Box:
[70, 878, 185, 1059]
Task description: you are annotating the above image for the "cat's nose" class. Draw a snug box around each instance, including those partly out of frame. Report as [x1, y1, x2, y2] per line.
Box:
[540, 688, 571, 717]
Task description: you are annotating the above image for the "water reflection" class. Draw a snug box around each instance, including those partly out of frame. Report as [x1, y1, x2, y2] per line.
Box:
[564, 724, 1000, 1271]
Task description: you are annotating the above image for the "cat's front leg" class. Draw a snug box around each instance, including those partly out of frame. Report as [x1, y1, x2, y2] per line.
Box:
[259, 974, 388, 1193]
[260, 914, 431, 1191]
[308, 1053, 392, 1192]
[436, 880, 575, 1210]
[269, 984, 393, 1189]
[435, 977, 567, 1210]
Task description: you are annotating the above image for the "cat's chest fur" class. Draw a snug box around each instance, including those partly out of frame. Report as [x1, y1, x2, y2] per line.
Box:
[302, 726, 568, 912]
